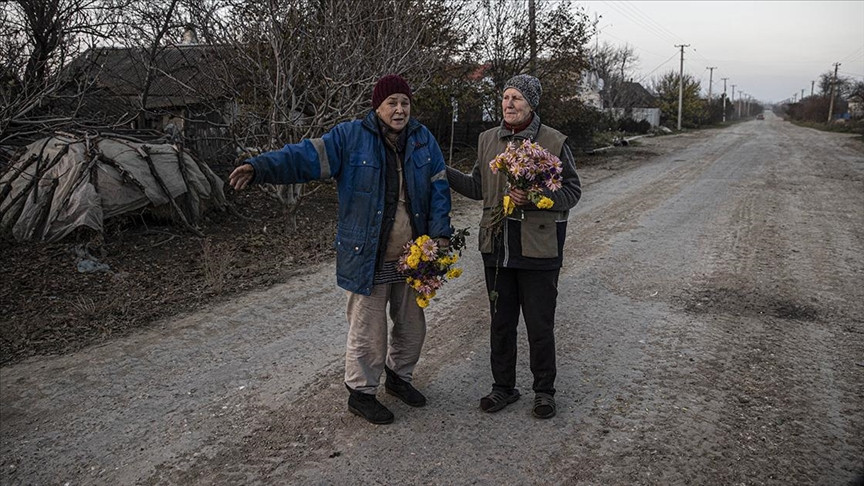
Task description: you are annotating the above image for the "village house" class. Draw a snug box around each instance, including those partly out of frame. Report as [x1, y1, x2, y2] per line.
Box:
[63, 26, 242, 165]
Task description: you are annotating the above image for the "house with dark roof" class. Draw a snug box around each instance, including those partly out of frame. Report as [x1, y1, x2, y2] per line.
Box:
[601, 80, 660, 127]
[69, 44, 232, 123]
[63, 31, 243, 163]
[602, 81, 656, 109]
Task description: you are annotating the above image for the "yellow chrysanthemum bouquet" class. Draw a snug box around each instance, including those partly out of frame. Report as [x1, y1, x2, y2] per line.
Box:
[490, 139, 563, 217]
[397, 228, 469, 308]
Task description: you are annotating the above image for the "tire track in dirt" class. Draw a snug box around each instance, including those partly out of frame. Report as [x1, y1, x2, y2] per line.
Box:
[544, 119, 863, 484]
[3, 121, 862, 485]
[153, 133, 740, 485]
[671, 119, 864, 484]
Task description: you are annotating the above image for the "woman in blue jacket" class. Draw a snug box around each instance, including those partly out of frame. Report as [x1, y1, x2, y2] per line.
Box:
[229, 74, 453, 425]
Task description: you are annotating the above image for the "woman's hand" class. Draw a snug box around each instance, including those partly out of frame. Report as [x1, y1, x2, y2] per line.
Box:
[228, 164, 254, 191]
[509, 187, 529, 206]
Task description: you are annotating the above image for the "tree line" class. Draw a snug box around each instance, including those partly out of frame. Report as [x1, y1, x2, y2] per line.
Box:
[779, 71, 864, 125]
[1, 0, 593, 153]
[3, 0, 791, 165]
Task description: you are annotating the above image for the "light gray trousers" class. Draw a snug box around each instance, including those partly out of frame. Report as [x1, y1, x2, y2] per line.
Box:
[345, 282, 426, 395]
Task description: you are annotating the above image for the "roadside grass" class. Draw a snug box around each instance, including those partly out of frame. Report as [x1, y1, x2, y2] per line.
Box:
[789, 119, 864, 140]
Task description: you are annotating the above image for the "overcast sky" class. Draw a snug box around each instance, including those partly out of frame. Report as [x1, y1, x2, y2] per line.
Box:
[579, 0, 864, 103]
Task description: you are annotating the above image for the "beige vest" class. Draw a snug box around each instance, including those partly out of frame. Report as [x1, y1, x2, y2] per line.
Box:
[384, 157, 412, 261]
[476, 124, 568, 255]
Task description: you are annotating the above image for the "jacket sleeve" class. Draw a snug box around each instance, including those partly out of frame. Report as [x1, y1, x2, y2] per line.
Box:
[427, 134, 454, 239]
[247, 125, 346, 185]
[446, 161, 483, 201]
[545, 143, 581, 210]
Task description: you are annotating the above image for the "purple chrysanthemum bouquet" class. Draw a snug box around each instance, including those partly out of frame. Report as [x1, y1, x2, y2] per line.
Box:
[489, 139, 563, 218]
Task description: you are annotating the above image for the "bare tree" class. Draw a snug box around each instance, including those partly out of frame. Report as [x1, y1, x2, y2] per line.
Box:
[851, 80, 864, 102]
[117, 0, 185, 126]
[590, 41, 640, 110]
[0, 0, 124, 145]
[176, 0, 472, 228]
[469, 0, 592, 124]
[818, 70, 853, 99]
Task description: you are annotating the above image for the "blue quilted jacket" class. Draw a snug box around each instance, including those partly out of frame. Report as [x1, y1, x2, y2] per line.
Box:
[247, 111, 453, 295]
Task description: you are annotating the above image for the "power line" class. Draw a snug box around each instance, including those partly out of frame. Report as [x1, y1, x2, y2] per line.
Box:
[688, 47, 717, 69]
[575, 1, 738, 99]
[634, 50, 679, 83]
[839, 46, 864, 63]
[599, 0, 678, 45]
[618, 0, 684, 44]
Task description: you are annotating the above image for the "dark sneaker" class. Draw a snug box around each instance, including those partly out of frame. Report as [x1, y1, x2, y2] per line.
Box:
[532, 392, 556, 419]
[479, 388, 520, 413]
[384, 367, 427, 407]
[347, 387, 394, 424]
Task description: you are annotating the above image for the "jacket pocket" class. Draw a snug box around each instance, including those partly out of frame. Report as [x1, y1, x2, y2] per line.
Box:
[336, 227, 366, 254]
[520, 211, 559, 258]
[411, 147, 432, 168]
[349, 155, 380, 193]
[478, 207, 497, 253]
[335, 226, 368, 280]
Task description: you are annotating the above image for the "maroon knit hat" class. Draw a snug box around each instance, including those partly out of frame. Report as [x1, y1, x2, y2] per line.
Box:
[372, 74, 412, 109]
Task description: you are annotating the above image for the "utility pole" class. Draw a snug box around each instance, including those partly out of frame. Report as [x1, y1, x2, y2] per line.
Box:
[721, 77, 728, 123]
[594, 13, 601, 51]
[706, 67, 717, 100]
[675, 44, 689, 130]
[529, 0, 536, 76]
[811, 80, 815, 97]
[736, 89, 742, 118]
[827, 62, 840, 123]
[801, 89, 805, 100]
[731, 84, 736, 119]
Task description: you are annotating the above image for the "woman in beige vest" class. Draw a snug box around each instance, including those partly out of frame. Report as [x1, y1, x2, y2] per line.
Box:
[446, 74, 581, 419]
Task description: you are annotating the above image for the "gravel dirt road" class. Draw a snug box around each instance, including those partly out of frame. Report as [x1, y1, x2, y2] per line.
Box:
[2, 113, 863, 485]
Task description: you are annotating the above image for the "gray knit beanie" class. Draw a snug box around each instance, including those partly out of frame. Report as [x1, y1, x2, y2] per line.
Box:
[503, 74, 541, 109]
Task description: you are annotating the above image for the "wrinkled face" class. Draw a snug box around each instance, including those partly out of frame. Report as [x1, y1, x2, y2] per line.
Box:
[376, 93, 411, 132]
[502, 88, 532, 126]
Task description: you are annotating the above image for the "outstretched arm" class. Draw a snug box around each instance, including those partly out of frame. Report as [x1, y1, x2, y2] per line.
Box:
[228, 164, 255, 191]
[446, 161, 483, 200]
[228, 125, 347, 190]
[426, 133, 454, 240]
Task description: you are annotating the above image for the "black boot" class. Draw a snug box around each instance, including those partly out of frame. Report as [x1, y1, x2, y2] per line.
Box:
[384, 367, 427, 407]
[346, 386, 394, 424]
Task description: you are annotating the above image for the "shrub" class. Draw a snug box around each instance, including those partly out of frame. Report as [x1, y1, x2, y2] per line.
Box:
[618, 118, 651, 134]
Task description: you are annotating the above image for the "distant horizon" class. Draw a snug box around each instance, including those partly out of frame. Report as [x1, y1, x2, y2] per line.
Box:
[581, 0, 864, 103]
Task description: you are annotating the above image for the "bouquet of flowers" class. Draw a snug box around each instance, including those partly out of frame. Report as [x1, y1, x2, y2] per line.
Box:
[397, 228, 469, 308]
[489, 139, 563, 217]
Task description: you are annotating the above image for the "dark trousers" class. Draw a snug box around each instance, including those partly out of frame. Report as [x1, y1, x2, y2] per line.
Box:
[484, 266, 559, 395]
